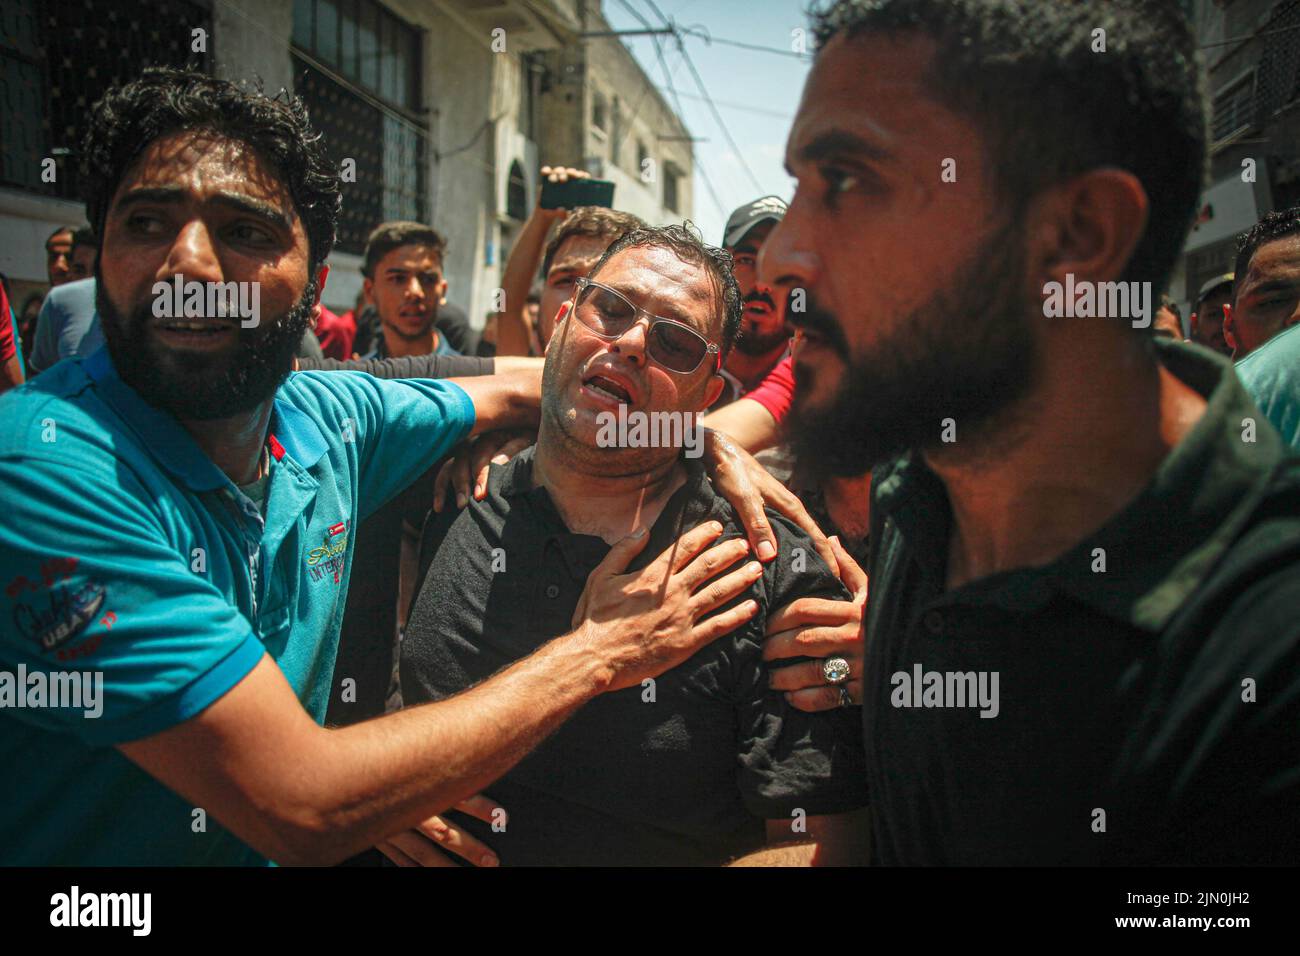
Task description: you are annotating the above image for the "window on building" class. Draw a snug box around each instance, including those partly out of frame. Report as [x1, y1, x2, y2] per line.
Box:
[610, 97, 623, 167]
[292, 0, 427, 254]
[637, 140, 649, 180]
[518, 53, 540, 141]
[663, 162, 682, 214]
[0, 0, 211, 203]
[592, 91, 608, 133]
[1211, 72, 1256, 143]
[506, 161, 527, 221]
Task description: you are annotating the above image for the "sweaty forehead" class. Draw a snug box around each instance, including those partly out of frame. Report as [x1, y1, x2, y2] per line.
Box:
[1245, 235, 1300, 285]
[600, 245, 717, 326]
[114, 130, 298, 215]
[379, 244, 443, 273]
[551, 234, 609, 276]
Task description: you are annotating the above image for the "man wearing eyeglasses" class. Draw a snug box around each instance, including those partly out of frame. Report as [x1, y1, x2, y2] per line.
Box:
[396, 224, 869, 866]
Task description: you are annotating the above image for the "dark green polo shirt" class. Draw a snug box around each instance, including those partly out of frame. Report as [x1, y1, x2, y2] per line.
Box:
[401, 446, 867, 865]
[863, 339, 1300, 865]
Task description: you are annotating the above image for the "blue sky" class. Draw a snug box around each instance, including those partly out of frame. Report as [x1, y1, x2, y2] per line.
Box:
[601, 0, 814, 245]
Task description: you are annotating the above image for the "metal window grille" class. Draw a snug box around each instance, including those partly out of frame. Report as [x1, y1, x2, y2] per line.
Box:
[0, 0, 210, 201]
[1254, 0, 1300, 120]
[291, 0, 426, 254]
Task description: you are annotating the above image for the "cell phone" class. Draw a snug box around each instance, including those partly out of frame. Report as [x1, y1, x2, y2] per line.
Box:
[539, 177, 616, 210]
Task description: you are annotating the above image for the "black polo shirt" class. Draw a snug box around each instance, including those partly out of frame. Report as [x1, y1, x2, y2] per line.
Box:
[863, 339, 1300, 865]
[402, 447, 866, 865]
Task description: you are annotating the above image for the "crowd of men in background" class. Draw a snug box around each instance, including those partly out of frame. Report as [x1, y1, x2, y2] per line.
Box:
[7, 180, 1298, 451]
[2, 0, 1299, 867]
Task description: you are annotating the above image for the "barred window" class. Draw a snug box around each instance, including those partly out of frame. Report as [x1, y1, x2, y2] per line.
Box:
[663, 161, 682, 214]
[1255, 0, 1300, 121]
[506, 161, 527, 222]
[0, 0, 210, 202]
[292, 0, 426, 254]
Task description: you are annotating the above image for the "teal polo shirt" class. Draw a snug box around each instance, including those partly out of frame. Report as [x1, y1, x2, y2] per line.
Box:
[1236, 322, 1300, 450]
[0, 347, 475, 865]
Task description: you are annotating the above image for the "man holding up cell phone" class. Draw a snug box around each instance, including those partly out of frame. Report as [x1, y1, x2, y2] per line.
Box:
[494, 166, 637, 358]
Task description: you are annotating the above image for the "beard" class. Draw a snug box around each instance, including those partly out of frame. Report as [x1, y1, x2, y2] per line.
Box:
[98, 274, 317, 421]
[733, 322, 790, 356]
[786, 218, 1037, 477]
[733, 295, 788, 356]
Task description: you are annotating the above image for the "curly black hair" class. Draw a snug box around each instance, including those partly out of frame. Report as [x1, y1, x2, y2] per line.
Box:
[588, 222, 743, 358]
[80, 67, 340, 271]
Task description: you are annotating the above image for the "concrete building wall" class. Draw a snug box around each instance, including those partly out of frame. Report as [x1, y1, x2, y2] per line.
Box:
[1177, 0, 1300, 308]
[420, 5, 497, 327]
[0, 191, 87, 311]
[534, 45, 588, 168]
[212, 0, 294, 95]
[579, 9, 693, 227]
[1, 0, 689, 336]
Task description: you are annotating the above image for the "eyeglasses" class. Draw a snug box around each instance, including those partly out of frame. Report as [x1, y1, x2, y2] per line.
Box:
[571, 278, 722, 374]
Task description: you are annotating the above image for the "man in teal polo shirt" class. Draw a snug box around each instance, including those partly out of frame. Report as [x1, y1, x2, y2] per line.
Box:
[0, 68, 794, 866]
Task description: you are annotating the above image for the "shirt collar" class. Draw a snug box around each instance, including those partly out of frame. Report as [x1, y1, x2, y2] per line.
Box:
[85, 347, 329, 490]
[874, 339, 1289, 632]
[84, 347, 229, 492]
[270, 390, 328, 468]
[365, 326, 450, 360]
[497, 444, 720, 554]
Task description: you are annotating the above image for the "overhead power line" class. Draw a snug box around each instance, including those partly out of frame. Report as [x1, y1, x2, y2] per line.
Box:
[658, 87, 793, 120]
[608, 0, 727, 218]
[676, 24, 811, 60]
[639, 0, 766, 197]
[618, 0, 687, 120]
[615, 0, 732, 218]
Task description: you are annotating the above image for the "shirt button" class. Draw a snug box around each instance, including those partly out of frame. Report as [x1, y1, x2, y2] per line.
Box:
[923, 610, 945, 635]
[545, 584, 560, 599]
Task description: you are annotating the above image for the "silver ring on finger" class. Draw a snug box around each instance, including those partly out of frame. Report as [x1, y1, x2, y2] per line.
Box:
[822, 656, 851, 685]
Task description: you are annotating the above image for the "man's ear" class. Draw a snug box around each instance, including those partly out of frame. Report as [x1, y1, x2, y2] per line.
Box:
[362, 276, 374, 306]
[702, 373, 725, 409]
[437, 278, 448, 303]
[1223, 303, 1239, 353]
[1032, 168, 1149, 298]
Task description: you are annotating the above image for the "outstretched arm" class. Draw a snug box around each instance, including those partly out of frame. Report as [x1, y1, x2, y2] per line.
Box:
[118, 523, 762, 865]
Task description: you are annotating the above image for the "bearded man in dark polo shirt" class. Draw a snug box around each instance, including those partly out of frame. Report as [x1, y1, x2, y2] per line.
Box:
[737, 0, 1300, 865]
[401, 224, 869, 866]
